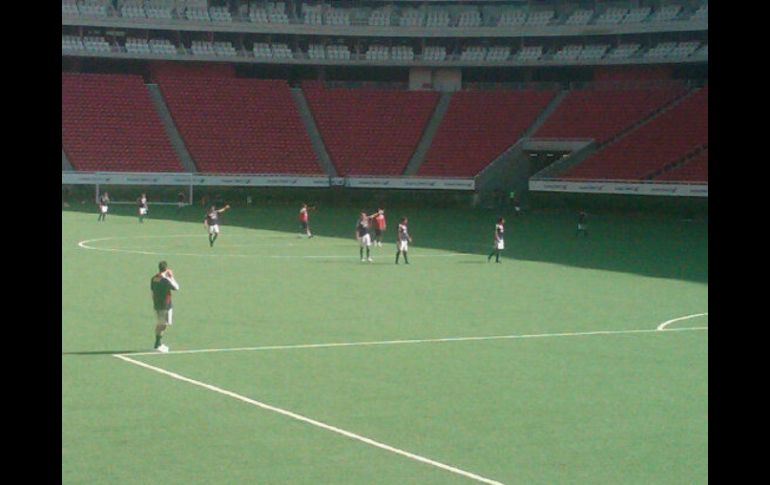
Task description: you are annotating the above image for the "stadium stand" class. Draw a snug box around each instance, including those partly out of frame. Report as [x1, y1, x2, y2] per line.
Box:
[654, 148, 708, 182]
[513, 45, 543, 61]
[648, 4, 682, 23]
[564, 9, 594, 25]
[302, 82, 439, 175]
[562, 85, 708, 180]
[156, 76, 321, 174]
[497, 8, 527, 27]
[525, 10, 554, 26]
[422, 46, 447, 61]
[125, 37, 151, 54]
[622, 7, 651, 23]
[595, 7, 628, 25]
[417, 89, 557, 177]
[606, 43, 641, 59]
[534, 85, 687, 144]
[62, 73, 183, 172]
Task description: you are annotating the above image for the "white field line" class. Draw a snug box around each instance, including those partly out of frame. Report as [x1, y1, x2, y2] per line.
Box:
[656, 312, 708, 331]
[124, 324, 708, 357]
[114, 353, 506, 485]
[77, 235, 467, 259]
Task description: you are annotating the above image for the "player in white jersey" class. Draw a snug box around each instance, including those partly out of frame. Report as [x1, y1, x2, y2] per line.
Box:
[97, 192, 109, 221]
[395, 217, 412, 264]
[487, 217, 505, 263]
[137, 193, 148, 223]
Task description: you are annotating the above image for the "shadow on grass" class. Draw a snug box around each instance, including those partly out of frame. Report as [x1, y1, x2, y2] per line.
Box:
[63, 202, 708, 284]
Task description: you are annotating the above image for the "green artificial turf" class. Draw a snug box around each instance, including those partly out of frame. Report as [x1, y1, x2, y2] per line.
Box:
[62, 204, 707, 484]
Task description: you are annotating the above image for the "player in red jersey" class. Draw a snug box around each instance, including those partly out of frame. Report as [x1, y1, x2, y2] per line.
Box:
[372, 208, 386, 247]
[298, 203, 316, 238]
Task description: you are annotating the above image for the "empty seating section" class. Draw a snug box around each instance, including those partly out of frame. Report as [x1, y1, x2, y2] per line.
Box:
[565, 9, 593, 25]
[366, 45, 390, 61]
[649, 5, 681, 22]
[62, 73, 182, 172]
[125, 37, 151, 54]
[457, 10, 482, 27]
[606, 43, 641, 59]
[83, 36, 111, 52]
[62, 35, 85, 51]
[399, 8, 424, 27]
[535, 86, 686, 144]
[525, 10, 554, 26]
[553, 44, 582, 61]
[563, 85, 708, 180]
[302, 83, 439, 175]
[369, 7, 392, 26]
[149, 39, 177, 55]
[391, 46, 414, 61]
[623, 7, 651, 23]
[595, 7, 627, 25]
[655, 149, 708, 182]
[418, 90, 556, 177]
[514, 46, 543, 61]
[157, 77, 320, 174]
[422, 46, 446, 61]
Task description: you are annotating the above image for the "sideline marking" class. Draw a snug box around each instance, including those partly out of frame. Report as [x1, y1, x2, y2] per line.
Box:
[657, 312, 708, 331]
[78, 235, 467, 259]
[114, 353, 506, 485]
[123, 324, 708, 357]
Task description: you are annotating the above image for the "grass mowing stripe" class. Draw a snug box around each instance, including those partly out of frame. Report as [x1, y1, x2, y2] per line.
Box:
[114, 354, 507, 485]
[122, 324, 708, 357]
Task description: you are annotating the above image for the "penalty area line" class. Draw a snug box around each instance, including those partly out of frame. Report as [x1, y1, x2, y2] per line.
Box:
[124, 325, 708, 357]
[113, 353, 506, 485]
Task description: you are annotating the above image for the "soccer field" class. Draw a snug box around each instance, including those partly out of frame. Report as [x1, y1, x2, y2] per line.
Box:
[62, 204, 708, 485]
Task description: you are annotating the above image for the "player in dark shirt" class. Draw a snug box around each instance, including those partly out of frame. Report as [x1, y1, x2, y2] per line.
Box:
[395, 217, 412, 265]
[97, 192, 109, 222]
[356, 212, 373, 262]
[150, 261, 179, 352]
[137, 193, 148, 223]
[576, 211, 588, 237]
[204, 204, 231, 247]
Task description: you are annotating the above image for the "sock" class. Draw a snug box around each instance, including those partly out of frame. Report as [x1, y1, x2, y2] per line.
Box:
[404, 252, 409, 264]
[496, 252, 500, 262]
[209, 234, 214, 246]
[366, 247, 370, 258]
[154, 335, 162, 348]
[488, 252, 494, 261]
[395, 251, 400, 263]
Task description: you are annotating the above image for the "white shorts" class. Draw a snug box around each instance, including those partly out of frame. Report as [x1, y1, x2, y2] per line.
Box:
[359, 234, 372, 247]
[100, 205, 108, 214]
[208, 224, 220, 234]
[495, 240, 505, 250]
[139, 207, 148, 215]
[398, 240, 408, 252]
[577, 224, 586, 231]
[156, 308, 173, 326]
